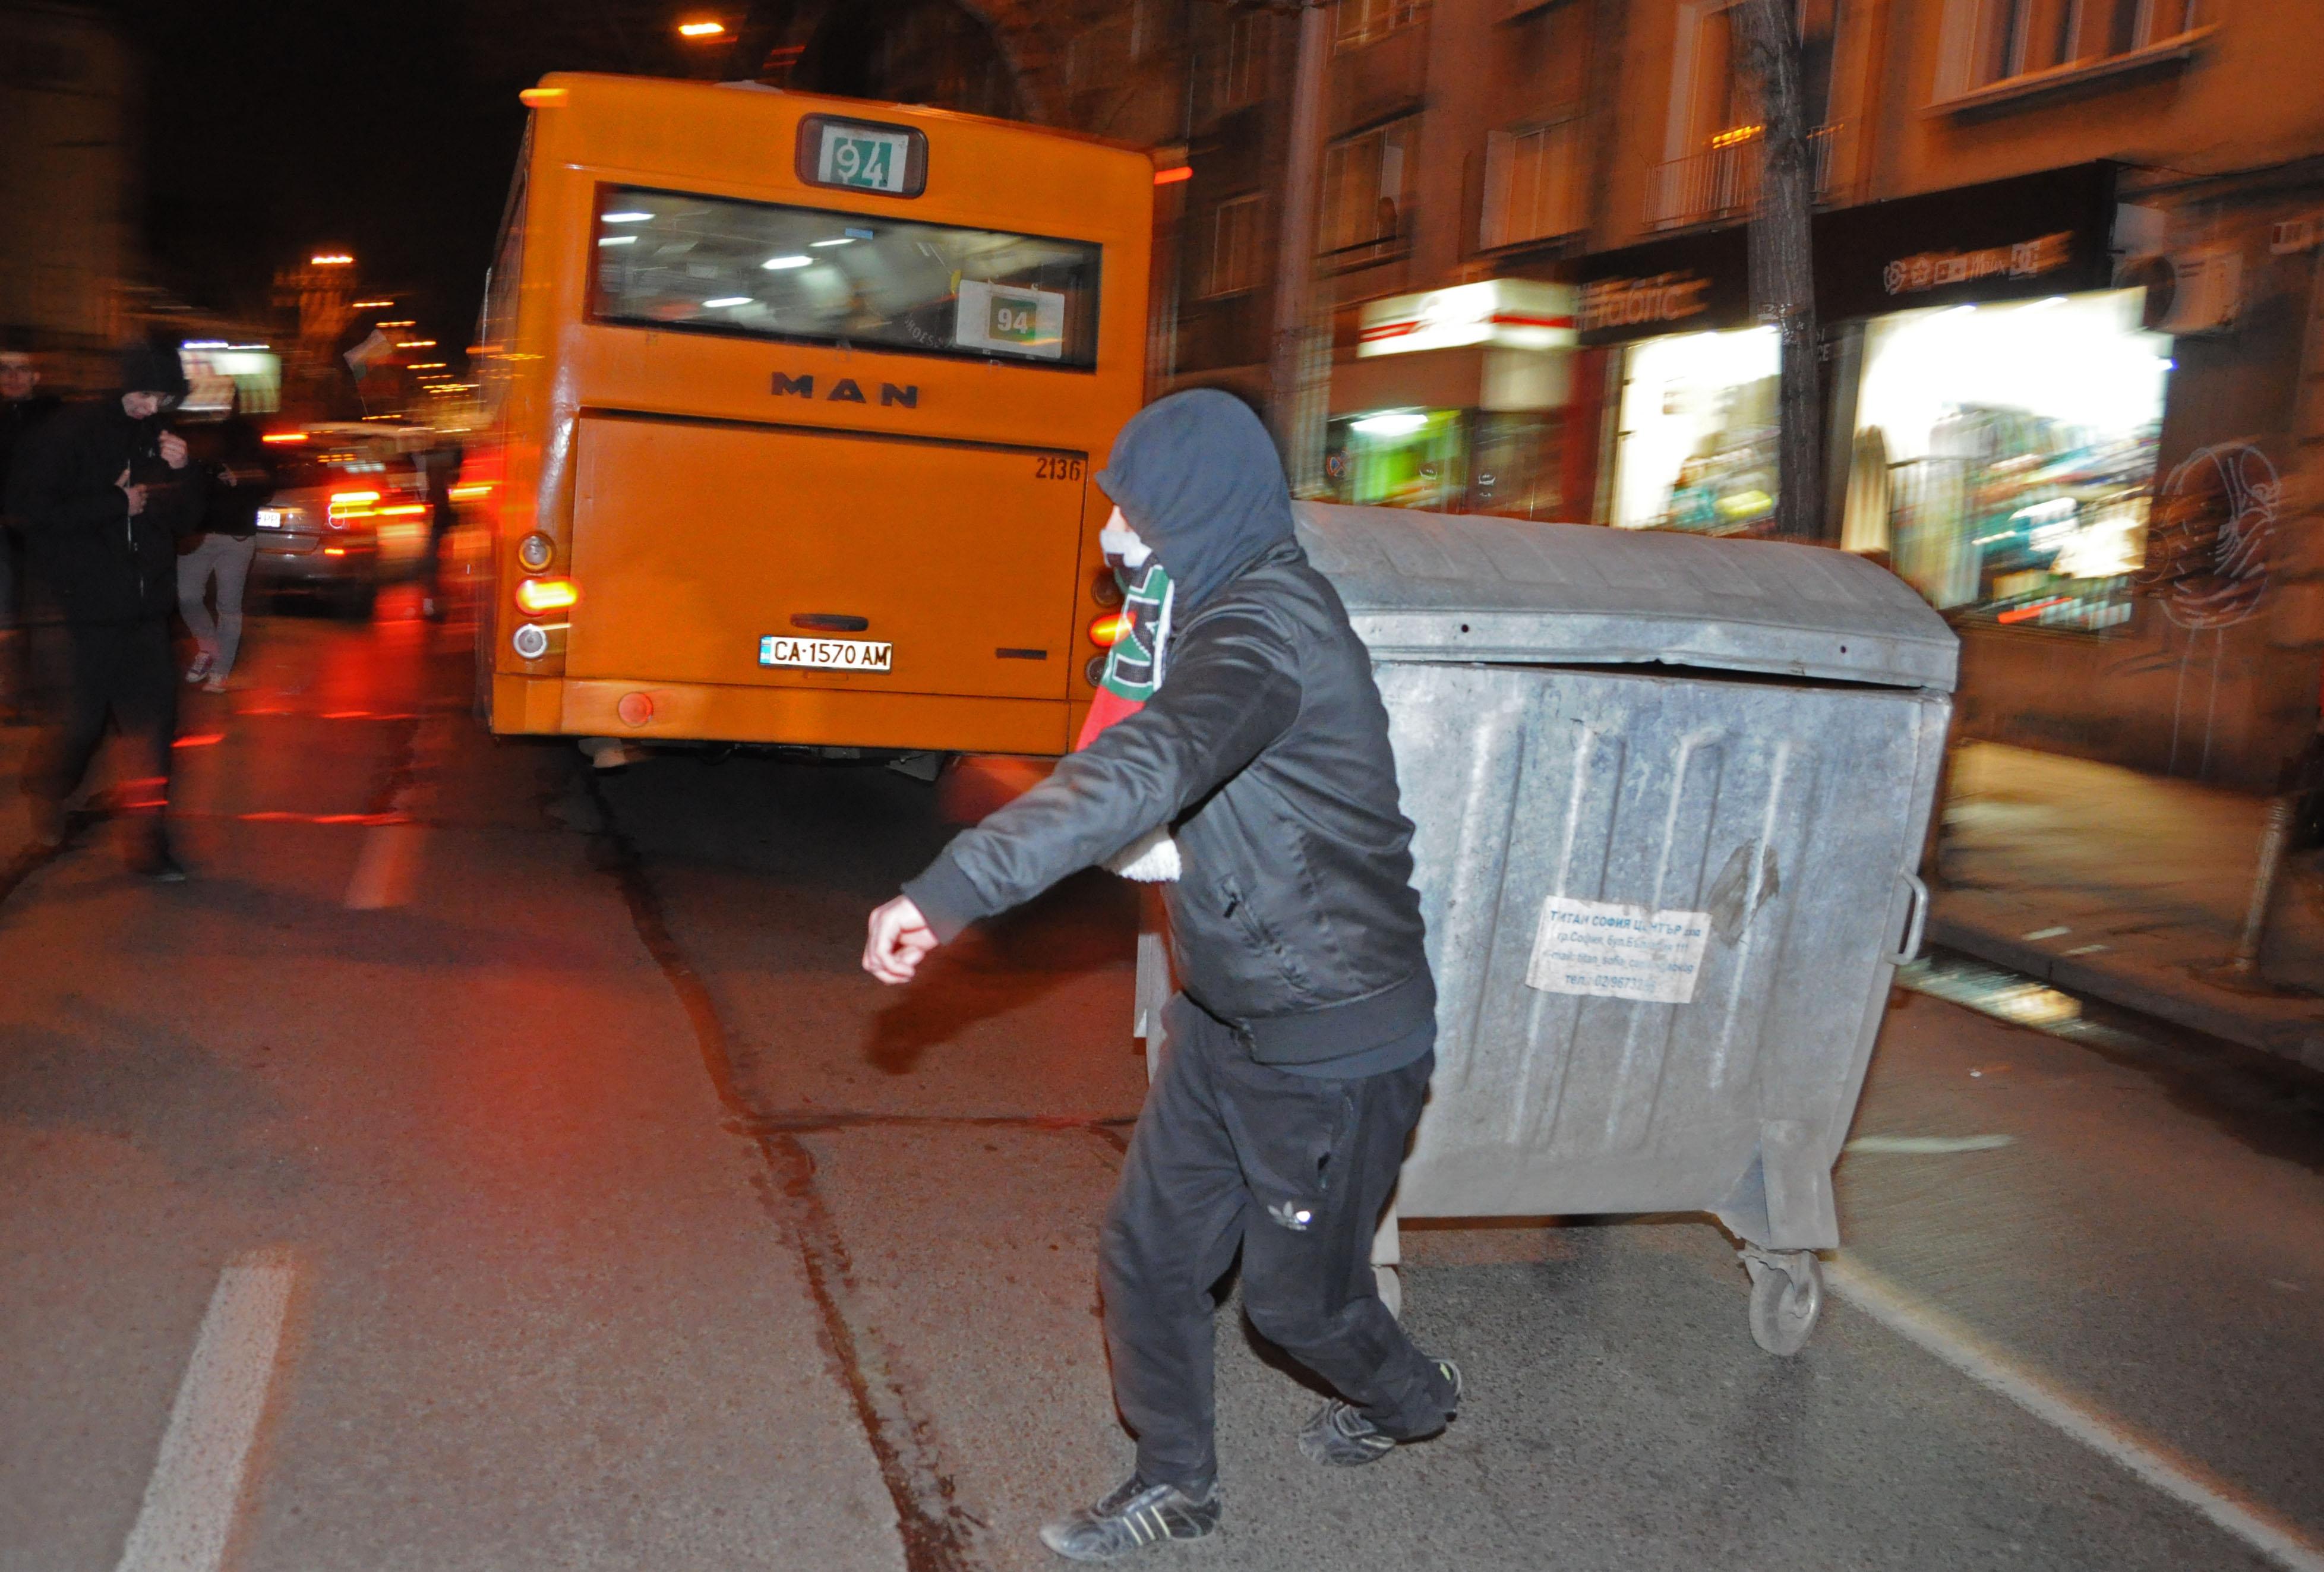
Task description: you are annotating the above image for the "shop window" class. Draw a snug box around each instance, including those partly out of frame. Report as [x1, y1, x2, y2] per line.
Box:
[1337, 0, 1429, 50]
[1652, 0, 1839, 230]
[1848, 290, 2169, 633]
[1933, 0, 2205, 103]
[1208, 10, 1269, 115]
[1325, 409, 1468, 511]
[1611, 324, 1783, 534]
[1482, 116, 1587, 250]
[1202, 192, 1265, 298]
[1320, 119, 1416, 260]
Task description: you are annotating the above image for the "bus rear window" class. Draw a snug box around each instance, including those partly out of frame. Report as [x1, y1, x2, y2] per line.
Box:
[590, 185, 1100, 370]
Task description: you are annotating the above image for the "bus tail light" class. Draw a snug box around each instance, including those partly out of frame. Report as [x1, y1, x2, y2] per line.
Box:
[1088, 612, 1133, 648]
[514, 577, 579, 615]
[517, 532, 555, 571]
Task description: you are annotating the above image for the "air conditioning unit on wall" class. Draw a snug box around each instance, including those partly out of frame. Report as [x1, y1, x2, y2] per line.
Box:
[2126, 244, 2244, 336]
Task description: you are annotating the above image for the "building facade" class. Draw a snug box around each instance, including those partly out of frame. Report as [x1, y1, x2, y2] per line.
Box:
[1161, 0, 2324, 790]
[0, 2, 135, 389]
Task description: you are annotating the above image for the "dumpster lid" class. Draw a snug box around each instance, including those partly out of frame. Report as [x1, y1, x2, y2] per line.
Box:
[1296, 503, 1958, 693]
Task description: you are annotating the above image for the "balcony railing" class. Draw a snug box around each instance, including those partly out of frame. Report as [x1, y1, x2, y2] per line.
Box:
[1647, 124, 1839, 232]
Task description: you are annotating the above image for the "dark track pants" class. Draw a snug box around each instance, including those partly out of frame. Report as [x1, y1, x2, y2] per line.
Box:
[1100, 995, 1452, 1491]
[30, 617, 175, 863]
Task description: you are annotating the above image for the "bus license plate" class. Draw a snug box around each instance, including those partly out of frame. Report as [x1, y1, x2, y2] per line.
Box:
[759, 635, 893, 672]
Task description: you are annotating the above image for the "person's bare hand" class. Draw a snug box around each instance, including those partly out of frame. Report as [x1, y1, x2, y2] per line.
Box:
[158, 431, 188, 469]
[863, 895, 939, 984]
[118, 468, 147, 516]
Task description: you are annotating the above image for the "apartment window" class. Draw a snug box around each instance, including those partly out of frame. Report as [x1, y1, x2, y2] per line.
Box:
[1482, 116, 1586, 249]
[1320, 119, 1416, 257]
[1935, 0, 2203, 100]
[1204, 192, 1265, 297]
[1210, 10, 1268, 113]
[1336, 0, 1428, 50]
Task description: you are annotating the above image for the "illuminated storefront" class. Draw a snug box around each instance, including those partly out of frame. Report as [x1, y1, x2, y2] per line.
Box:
[1848, 289, 2169, 632]
[1562, 161, 2324, 788]
[1323, 279, 1587, 518]
[1582, 164, 2150, 599]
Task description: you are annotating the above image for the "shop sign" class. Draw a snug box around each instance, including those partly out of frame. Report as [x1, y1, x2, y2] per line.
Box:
[1818, 162, 2120, 320]
[1570, 162, 2121, 343]
[1579, 273, 1714, 334]
[1357, 279, 1577, 358]
[1573, 226, 1753, 346]
[1880, 232, 2074, 296]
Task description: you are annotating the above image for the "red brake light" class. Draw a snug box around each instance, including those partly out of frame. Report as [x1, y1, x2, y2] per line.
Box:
[514, 577, 579, 614]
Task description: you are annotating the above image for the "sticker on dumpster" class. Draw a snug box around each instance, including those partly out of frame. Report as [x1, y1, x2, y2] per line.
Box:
[1525, 895, 1713, 1005]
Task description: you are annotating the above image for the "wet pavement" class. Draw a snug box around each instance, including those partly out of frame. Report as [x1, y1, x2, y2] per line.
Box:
[4, 592, 2323, 1571]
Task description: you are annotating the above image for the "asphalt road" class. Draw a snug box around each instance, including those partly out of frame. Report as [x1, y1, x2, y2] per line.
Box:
[4, 591, 2322, 1572]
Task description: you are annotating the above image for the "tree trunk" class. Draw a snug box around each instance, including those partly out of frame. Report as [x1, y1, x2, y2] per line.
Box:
[1736, 0, 1823, 543]
[1267, 0, 1332, 494]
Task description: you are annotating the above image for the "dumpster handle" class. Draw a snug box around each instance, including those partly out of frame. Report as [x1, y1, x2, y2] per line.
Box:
[1889, 870, 1929, 966]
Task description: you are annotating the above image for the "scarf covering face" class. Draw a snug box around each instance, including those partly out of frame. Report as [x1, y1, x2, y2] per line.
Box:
[1078, 515, 1180, 881]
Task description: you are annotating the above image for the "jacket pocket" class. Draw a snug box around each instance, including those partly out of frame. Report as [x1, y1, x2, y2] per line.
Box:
[1217, 875, 1317, 998]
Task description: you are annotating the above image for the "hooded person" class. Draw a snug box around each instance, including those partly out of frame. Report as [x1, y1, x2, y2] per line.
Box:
[864, 389, 1460, 1562]
[5, 339, 206, 876]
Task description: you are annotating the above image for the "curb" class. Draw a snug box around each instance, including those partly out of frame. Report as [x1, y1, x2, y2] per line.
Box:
[1930, 888, 2324, 1075]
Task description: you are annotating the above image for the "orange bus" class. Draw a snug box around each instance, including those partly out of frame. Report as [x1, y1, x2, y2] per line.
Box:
[472, 74, 1154, 758]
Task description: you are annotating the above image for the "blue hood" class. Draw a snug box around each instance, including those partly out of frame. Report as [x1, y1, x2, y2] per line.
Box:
[1095, 389, 1300, 614]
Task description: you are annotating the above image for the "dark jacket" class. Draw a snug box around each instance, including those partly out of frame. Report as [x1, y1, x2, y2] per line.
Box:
[903, 391, 1433, 1072]
[5, 395, 208, 625]
[0, 392, 62, 521]
[187, 414, 277, 540]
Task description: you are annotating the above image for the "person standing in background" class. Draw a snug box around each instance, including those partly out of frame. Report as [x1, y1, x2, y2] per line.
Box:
[0, 342, 63, 724]
[178, 390, 274, 693]
[6, 341, 207, 877]
[418, 435, 463, 621]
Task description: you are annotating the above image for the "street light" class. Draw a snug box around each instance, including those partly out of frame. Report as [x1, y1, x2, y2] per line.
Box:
[677, 19, 725, 37]
[311, 252, 354, 266]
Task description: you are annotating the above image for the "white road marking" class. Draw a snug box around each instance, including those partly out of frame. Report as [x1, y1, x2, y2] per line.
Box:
[1845, 1134, 2014, 1154]
[115, 1248, 299, 1572]
[1830, 1257, 2324, 1572]
[343, 823, 422, 910]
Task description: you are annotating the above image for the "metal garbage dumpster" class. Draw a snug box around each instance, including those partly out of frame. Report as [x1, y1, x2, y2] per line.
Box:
[1135, 502, 1957, 1356]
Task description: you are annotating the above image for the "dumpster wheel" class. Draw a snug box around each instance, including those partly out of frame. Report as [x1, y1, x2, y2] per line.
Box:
[1742, 1248, 1824, 1356]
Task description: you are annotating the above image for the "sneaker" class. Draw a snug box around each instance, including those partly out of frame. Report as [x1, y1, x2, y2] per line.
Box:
[201, 674, 228, 694]
[185, 652, 211, 684]
[1297, 1359, 1462, 1467]
[1037, 1475, 1221, 1562]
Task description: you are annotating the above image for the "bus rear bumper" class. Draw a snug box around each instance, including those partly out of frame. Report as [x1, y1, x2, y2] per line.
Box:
[490, 674, 1078, 756]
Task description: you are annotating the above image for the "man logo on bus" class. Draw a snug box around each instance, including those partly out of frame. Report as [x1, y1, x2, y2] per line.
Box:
[772, 373, 920, 409]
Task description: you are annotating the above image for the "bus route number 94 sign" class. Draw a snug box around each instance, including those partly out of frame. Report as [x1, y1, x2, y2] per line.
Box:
[956, 279, 1066, 360]
[798, 115, 927, 198]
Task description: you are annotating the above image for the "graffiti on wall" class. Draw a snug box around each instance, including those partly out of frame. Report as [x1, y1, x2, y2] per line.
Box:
[2143, 441, 2280, 629]
[2129, 441, 2282, 776]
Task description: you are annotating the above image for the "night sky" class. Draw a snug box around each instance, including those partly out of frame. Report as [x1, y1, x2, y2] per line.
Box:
[120, 1, 693, 361]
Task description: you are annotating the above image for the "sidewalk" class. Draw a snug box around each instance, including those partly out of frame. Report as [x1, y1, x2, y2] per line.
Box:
[1932, 741, 2324, 1074]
